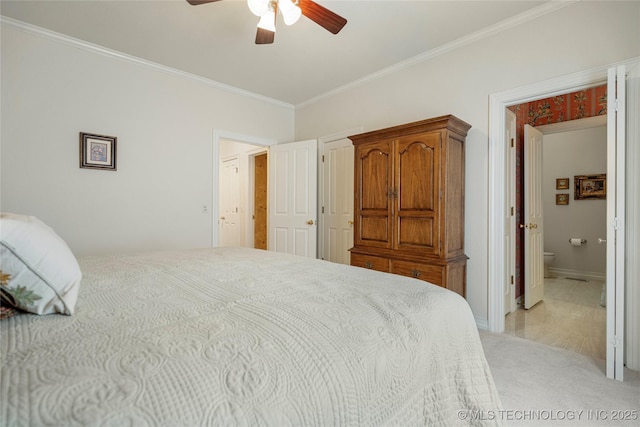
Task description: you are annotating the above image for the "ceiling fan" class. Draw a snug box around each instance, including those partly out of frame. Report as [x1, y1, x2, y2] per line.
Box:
[187, 0, 347, 44]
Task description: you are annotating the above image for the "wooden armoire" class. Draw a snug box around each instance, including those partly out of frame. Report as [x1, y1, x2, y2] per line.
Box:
[349, 115, 471, 297]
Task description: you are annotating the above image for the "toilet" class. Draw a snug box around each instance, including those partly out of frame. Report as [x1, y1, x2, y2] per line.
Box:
[543, 252, 555, 278]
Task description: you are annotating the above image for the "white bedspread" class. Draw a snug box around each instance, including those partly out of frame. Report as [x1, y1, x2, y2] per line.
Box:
[1, 247, 502, 426]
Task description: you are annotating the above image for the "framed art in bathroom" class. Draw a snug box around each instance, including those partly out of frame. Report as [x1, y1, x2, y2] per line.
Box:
[574, 174, 606, 200]
[80, 132, 117, 171]
[556, 178, 569, 190]
[556, 194, 569, 205]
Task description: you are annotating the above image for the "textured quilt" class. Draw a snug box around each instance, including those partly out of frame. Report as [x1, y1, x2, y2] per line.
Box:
[1, 247, 502, 426]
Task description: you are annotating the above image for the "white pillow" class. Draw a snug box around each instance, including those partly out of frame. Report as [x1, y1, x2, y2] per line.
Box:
[0, 213, 81, 315]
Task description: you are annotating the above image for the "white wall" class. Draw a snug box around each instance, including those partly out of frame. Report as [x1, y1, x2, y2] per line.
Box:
[543, 126, 607, 278]
[1, 23, 294, 255]
[294, 1, 640, 323]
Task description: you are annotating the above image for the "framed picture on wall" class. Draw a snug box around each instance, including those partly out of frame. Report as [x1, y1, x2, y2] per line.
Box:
[556, 193, 569, 205]
[80, 132, 117, 171]
[574, 174, 606, 200]
[556, 178, 569, 190]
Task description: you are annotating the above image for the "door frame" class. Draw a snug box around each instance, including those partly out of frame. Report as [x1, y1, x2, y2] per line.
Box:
[504, 108, 517, 315]
[212, 130, 276, 247]
[488, 58, 639, 374]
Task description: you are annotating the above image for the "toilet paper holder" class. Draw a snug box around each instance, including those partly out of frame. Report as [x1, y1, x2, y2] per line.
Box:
[569, 238, 587, 244]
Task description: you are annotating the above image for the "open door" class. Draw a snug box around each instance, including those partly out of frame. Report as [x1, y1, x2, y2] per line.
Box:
[523, 124, 544, 309]
[321, 138, 354, 264]
[219, 156, 242, 247]
[268, 140, 318, 257]
[606, 65, 628, 381]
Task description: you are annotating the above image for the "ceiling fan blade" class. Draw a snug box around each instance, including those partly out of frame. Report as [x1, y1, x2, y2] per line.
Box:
[186, 0, 222, 5]
[255, 28, 275, 44]
[299, 0, 347, 34]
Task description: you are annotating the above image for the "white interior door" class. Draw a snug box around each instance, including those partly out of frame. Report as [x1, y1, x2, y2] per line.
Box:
[505, 109, 517, 314]
[624, 61, 640, 373]
[322, 139, 354, 264]
[523, 124, 544, 309]
[606, 65, 627, 381]
[219, 157, 242, 247]
[268, 140, 318, 257]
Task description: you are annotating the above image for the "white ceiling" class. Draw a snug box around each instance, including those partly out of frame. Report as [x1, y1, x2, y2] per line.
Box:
[1, 0, 548, 106]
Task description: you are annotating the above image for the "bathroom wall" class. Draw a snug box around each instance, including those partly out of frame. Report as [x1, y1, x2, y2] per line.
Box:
[542, 125, 607, 279]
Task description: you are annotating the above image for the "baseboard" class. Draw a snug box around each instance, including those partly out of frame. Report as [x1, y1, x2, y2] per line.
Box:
[548, 267, 605, 282]
[475, 316, 489, 331]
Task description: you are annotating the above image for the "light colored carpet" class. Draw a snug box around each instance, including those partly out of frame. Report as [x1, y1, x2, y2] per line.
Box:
[479, 330, 640, 426]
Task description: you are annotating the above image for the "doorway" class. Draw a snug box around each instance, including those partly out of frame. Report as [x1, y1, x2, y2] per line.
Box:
[505, 115, 608, 360]
[217, 137, 270, 249]
[488, 61, 639, 380]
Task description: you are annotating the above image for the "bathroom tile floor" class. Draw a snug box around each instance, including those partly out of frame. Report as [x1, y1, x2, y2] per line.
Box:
[504, 277, 606, 360]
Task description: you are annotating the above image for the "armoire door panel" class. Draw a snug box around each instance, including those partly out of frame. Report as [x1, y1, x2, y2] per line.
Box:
[358, 145, 391, 211]
[397, 216, 436, 250]
[359, 215, 390, 245]
[397, 137, 439, 212]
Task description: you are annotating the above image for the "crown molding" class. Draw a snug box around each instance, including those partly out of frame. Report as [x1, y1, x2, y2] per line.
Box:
[1, 1, 582, 111]
[0, 16, 294, 111]
[296, 0, 581, 109]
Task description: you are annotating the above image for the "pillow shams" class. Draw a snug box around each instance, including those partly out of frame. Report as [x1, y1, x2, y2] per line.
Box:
[0, 213, 81, 315]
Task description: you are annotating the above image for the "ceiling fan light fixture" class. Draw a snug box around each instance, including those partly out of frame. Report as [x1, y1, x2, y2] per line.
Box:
[188, 0, 347, 44]
[279, 0, 302, 26]
[257, 9, 276, 32]
[247, 0, 270, 17]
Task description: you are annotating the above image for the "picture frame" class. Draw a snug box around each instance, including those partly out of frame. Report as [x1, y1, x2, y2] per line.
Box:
[574, 174, 606, 200]
[556, 178, 569, 190]
[556, 193, 569, 205]
[80, 132, 117, 171]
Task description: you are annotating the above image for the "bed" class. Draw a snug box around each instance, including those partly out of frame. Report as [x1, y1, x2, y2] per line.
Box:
[1, 215, 503, 426]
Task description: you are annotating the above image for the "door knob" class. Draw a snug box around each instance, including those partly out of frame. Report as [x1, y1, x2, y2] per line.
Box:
[348, 220, 354, 225]
[598, 238, 607, 244]
[519, 223, 537, 229]
[220, 216, 226, 220]
[307, 219, 315, 225]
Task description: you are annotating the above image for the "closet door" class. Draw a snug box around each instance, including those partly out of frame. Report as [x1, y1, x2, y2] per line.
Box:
[355, 140, 393, 248]
[395, 132, 441, 255]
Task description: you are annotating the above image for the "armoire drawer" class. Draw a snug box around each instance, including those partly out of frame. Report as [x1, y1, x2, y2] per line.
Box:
[350, 254, 390, 273]
[391, 260, 444, 287]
